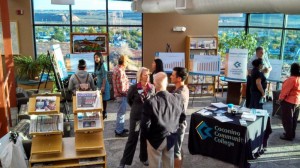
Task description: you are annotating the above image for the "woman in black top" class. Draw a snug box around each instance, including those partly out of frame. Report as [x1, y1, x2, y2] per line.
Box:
[250, 58, 267, 109]
[149, 58, 164, 84]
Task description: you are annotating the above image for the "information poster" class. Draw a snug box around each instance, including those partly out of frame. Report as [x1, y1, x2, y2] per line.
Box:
[225, 49, 248, 81]
[190, 55, 221, 76]
[52, 44, 68, 80]
[156, 52, 185, 73]
[268, 59, 283, 82]
[70, 53, 95, 73]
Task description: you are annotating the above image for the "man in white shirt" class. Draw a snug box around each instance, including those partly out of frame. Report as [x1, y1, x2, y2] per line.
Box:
[246, 46, 272, 107]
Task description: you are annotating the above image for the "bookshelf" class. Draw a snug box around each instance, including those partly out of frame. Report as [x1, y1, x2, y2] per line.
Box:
[185, 35, 219, 96]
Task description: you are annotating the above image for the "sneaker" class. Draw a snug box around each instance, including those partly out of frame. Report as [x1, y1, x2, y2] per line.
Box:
[115, 130, 129, 137]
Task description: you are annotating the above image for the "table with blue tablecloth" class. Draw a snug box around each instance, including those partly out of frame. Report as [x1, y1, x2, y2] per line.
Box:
[188, 110, 271, 168]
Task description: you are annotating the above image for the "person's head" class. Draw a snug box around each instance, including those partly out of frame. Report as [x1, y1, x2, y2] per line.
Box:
[94, 52, 104, 64]
[152, 58, 164, 73]
[252, 58, 263, 70]
[256, 46, 264, 59]
[136, 67, 150, 83]
[78, 59, 86, 70]
[290, 63, 300, 77]
[170, 67, 188, 84]
[154, 72, 168, 91]
[118, 55, 129, 68]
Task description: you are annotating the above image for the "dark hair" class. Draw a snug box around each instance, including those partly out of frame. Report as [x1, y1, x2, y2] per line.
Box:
[153, 58, 164, 73]
[256, 46, 263, 52]
[94, 52, 104, 71]
[78, 59, 86, 70]
[252, 58, 263, 68]
[173, 67, 188, 81]
[290, 63, 300, 76]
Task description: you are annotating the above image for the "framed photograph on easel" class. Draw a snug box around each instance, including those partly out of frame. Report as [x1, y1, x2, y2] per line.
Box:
[70, 33, 108, 55]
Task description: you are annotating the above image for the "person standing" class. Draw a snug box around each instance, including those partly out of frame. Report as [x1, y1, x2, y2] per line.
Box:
[141, 72, 186, 168]
[277, 63, 300, 141]
[94, 52, 110, 120]
[170, 67, 189, 168]
[68, 59, 96, 94]
[113, 55, 130, 137]
[149, 58, 164, 84]
[119, 67, 155, 168]
[246, 47, 272, 107]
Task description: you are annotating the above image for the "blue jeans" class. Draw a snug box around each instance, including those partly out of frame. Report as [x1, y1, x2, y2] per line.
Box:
[115, 96, 127, 134]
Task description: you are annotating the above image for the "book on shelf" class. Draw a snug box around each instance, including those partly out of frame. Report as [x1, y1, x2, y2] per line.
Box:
[30, 114, 63, 133]
[77, 112, 101, 129]
[76, 91, 101, 109]
[35, 96, 57, 112]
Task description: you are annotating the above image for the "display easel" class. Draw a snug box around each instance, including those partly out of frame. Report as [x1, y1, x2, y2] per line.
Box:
[37, 50, 71, 121]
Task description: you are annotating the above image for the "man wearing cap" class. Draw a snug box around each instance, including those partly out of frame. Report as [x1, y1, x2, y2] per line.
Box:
[68, 59, 96, 94]
[112, 55, 130, 137]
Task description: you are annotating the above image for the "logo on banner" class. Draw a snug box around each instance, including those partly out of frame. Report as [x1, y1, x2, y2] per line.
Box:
[196, 121, 212, 140]
[234, 61, 241, 68]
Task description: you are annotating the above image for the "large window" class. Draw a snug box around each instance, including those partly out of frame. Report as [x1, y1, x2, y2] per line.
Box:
[32, 0, 142, 71]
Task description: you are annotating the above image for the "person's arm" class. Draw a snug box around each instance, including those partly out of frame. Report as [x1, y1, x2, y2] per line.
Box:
[89, 74, 96, 90]
[101, 64, 108, 93]
[68, 75, 75, 91]
[114, 69, 124, 95]
[127, 85, 135, 107]
[247, 56, 255, 75]
[141, 101, 152, 138]
[279, 77, 294, 101]
[256, 78, 265, 97]
[263, 56, 272, 73]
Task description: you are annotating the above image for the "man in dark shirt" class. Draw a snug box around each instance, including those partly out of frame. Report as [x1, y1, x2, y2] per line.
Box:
[141, 72, 186, 168]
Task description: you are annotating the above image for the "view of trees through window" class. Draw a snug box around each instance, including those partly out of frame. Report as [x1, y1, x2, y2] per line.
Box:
[218, 13, 300, 78]
[32, 0, 142, 71]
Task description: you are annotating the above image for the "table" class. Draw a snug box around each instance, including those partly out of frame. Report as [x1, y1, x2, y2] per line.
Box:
[188, 110, 271, 168]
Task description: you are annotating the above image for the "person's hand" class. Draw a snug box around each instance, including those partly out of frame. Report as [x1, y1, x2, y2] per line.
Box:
[94, 77, 97, 81]
[101, 87, 105, 93]
[263, 67, 269, 73]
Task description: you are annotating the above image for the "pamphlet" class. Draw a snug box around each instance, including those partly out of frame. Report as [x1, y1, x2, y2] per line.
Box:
[35, 96, 57, 112]
[211, 102, 228, 108]
[76, 91, 101, 109]
[213, 115, 233, 122]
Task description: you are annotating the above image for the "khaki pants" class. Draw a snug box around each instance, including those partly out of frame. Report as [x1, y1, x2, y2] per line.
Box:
[147, 139, 174, 168]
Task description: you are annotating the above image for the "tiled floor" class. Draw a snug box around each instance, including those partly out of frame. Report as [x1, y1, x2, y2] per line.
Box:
[89, 92, 300, 168]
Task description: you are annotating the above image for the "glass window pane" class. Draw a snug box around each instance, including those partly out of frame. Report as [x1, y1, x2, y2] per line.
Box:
[218, 14, 246, 26]
[108, 27, 142, 70]
[108, 0, 142, 25]
[286, 15, 300, 28]
[35, 26, 70, 56]
[72, 26, 107, 33]
[218, 27, 245, 37]
[71, 0, 106, 25]
[33, 0, 70, 24]
[249, 14, 284, 27]
[249, 28, 282, 59]
[283, 30, 300, 64]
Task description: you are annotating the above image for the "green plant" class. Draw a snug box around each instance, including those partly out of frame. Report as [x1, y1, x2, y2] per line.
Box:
[218, 32, 269, 61]
[14, 54, 53, 80]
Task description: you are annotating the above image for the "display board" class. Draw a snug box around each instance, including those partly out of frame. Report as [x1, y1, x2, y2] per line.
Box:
[52, 44, 68, 80]
[69, 53, 95, 73]
[190, 55, 221, 76]
[155, 52, 185, 73]
[225, 49, 248, 81]
[267, 59, 283, 82]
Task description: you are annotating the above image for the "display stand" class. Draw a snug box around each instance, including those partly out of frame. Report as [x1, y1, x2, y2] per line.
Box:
[28, 94, 63, 156]
[185, 35, 219, 105]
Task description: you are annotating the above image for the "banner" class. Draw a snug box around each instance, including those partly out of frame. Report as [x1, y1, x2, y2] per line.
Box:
[51, 44, 68, 80]
[70, 53, 95, 73]
[190, 55, 221, 76]
[156, 52, 185, 73]
[225, 49, 248, 81]
[267, 59, 283, 82]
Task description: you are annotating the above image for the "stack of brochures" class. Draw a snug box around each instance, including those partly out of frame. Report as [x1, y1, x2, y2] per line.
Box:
[241, 112, 257, 121]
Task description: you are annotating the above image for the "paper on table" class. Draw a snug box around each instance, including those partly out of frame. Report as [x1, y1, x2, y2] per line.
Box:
[205, 106, 218, 111]
[241, 112, 257, 121]
[196, 109, 212, 116]
[214, 116, 233, 122]
[211, 102, 228, 108]
[255, 109, 268, 116]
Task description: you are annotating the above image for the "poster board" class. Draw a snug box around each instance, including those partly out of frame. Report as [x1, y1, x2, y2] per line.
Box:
[267, 59, 283, 82]
[225, 49, 248, 81]
[155, 52, 185, 73]
[52, 44, 68, 80]
[70, 33, 108, 55]
[0, 22, 19, 55]
[190, 55, 221, 76]
[69, 53, 95, 73]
